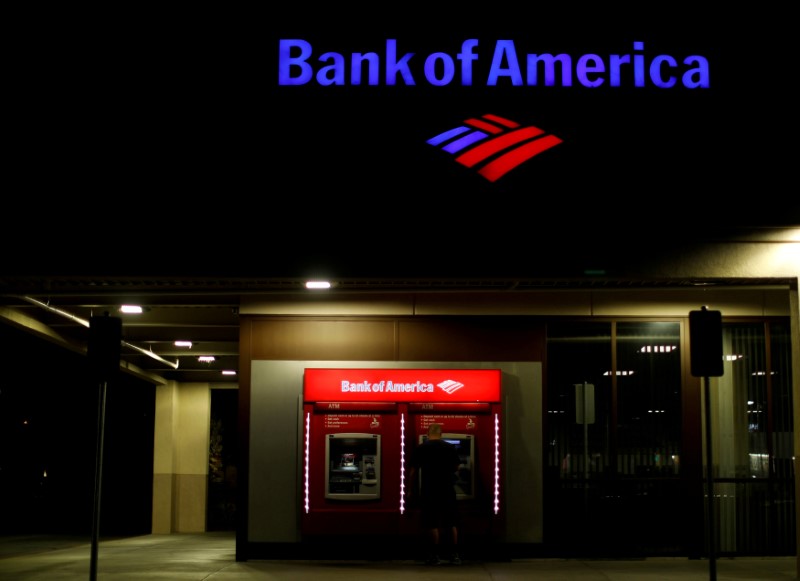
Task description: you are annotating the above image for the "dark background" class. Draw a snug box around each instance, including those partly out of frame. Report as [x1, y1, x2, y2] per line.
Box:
[0, 323, 155, 535]
[5, 6, 796, 278]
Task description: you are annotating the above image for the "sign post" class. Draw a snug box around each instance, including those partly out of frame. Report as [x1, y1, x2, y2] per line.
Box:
[87, 314, 121, 581]
[689, 307, 723, 581]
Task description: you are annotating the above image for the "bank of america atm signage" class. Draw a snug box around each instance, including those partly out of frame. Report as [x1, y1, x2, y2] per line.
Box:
[303, 368, 501, 403]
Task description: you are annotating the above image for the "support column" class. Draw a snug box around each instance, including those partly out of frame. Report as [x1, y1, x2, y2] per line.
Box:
[152, 381, 211, 533]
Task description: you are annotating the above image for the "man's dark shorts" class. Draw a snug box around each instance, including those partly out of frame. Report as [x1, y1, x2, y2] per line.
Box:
[420, 494, 459, 528]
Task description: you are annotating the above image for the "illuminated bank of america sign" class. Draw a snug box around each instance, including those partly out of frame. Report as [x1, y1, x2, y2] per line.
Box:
[278, 39, 710, 89]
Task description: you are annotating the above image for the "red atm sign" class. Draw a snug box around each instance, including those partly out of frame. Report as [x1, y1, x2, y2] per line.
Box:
[304, 368, 501, 403]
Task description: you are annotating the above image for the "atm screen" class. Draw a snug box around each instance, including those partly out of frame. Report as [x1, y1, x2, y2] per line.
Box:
[419, 433, 475, 499]
[325, 433, 381, 500]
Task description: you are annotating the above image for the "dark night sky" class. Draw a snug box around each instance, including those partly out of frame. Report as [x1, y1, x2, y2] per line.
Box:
[5, 6, 796, 278]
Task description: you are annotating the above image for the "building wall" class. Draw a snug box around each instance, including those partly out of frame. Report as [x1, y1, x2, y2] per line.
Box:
[235, 284, 796, 558]
[147, 234, 799, 561]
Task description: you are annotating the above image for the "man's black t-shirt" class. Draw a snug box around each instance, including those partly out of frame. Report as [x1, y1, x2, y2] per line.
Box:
[411, 438, 460, 501]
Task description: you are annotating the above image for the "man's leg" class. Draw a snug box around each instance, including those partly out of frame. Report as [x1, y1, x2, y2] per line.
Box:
[429, 527, 440, 546]
[449, 526, 461, 565]
[426, 523, 442, 565]
[422, 501, 447, 565]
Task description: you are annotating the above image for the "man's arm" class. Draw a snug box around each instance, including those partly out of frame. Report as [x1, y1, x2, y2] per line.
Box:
[451, 448, 461, 473]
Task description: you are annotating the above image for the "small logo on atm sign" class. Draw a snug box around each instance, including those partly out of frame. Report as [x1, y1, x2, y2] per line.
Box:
[437, 379, 464, 395]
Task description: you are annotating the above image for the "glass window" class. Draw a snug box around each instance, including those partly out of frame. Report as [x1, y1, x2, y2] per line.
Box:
[713, 321, 795, 554]
[718, 323, 767, 478]
[770, 320, 794, 481]
[546, 322, 612, 479]
[616, 322, 682, 476]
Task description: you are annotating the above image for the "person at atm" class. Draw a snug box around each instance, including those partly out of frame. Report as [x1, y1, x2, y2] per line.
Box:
[408, 423, 462, 566]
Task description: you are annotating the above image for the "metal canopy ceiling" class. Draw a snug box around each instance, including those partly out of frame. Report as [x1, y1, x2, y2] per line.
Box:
[0, 271, 793, 385]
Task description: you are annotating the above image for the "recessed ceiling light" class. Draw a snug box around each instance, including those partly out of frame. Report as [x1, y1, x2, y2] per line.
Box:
[174, 341, 193, 348]
[305, 281, 331, 289]
[222, 370, 237, 376]
[120, 305, 143, 314]
[198, 356, 216, 362]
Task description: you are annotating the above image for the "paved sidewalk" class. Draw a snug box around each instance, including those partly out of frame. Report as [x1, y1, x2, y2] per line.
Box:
[0, 532, 796, 580]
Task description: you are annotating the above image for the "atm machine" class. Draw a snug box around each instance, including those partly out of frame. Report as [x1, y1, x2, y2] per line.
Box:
[407, 400, 503, 537]
[415, 429, 475, 499]
[301, 399, 400, 536]
[302, 368, 502, 543]
[325, 432, 380, 497]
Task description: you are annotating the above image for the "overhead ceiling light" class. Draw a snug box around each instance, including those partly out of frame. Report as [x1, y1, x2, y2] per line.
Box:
[120, 305, 143, 314]
[174, 341, 193, 348]
[198, 356, 216, 362]
[305, 281, 331, 289]
[638, 345, 678, 353]
[222, 370, 237, 376]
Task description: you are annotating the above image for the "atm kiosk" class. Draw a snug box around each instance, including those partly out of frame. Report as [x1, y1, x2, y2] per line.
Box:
[407, 401, 502, 537]
[302, 368, 502, 543]
[301, 399, 400, 536]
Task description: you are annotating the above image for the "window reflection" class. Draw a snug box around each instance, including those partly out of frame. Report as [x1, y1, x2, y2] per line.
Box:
[616, 322, 682, 477]
[717, 323, 767, 479]
[546, 322, 611, 480]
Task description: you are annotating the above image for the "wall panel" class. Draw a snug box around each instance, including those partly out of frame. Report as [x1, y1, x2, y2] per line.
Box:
[398, 318, 545, 361]
[248, 319, 397, 360]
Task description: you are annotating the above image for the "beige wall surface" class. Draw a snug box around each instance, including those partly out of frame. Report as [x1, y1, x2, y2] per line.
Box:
[152, 381, 211, 533]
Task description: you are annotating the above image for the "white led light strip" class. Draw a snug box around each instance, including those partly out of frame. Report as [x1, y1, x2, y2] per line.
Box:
[399, 414, 406, 514]
[494, 413, 500, 514]
[304, 412, 310, 513]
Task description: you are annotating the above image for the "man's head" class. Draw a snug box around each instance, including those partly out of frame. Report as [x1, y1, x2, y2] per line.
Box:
[427, 423, 442, 440]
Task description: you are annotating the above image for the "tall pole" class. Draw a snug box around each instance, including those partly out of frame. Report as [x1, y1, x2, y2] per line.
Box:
[689, 306, 723, 581]
[703, 375, 716, 581]
[90, 380, 108, 581]
[583, 382, 589, 483]
[87, 314, 121, 581]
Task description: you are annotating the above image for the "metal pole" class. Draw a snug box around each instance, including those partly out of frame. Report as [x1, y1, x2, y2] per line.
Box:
[583, 382, 589, 483]
[703, 375, 716, 581]
[89, 380, 108, 581]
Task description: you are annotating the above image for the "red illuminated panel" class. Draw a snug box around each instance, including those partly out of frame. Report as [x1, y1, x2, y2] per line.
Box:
[304, 368, 501, 403]
[407, 402, 491, 413]
[313, 402, 398, 412]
